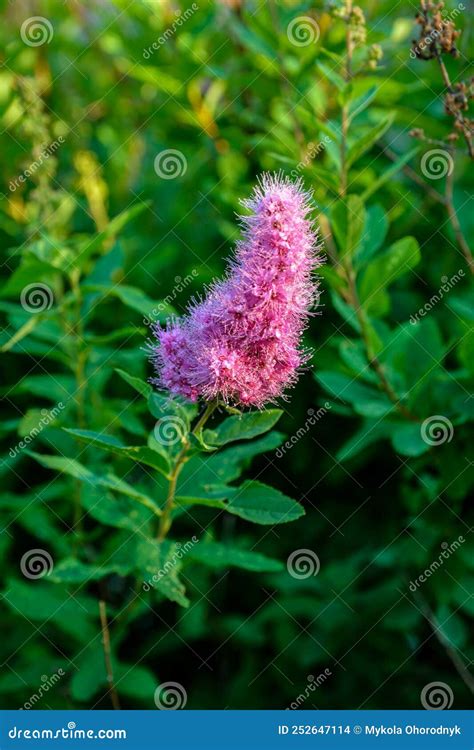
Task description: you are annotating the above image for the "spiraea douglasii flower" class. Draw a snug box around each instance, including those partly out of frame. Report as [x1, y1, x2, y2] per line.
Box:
[151, 173, 323, 407]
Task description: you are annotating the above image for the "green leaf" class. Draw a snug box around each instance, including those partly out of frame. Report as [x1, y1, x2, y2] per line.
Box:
[28, 452, 162, 517]
[178, 431, 284, 490]
[228, 17, 276, 61]
[355, 204, 389, 265]
[115, 663, 157, 702]
[317, 62, 346, 92]
[82, 283, 173, 321]
[148, 391, 197, 423]
[0, 260, 59, 297]
[391, 422, 429, 457]
[130, 538, 189, 607]
[337, 420, 394, 461]
[115, 368, 152, 398]
[348, 85, 378, 122]
[64, 429, 170, 476]
[227, 481, 305, 525]
[70, 642, 105, 702]
[176, 479, 304, 525]
[347, 113, 394, 167]
[81, 487, 159, 532]
[330, 195, 366, 259]
[50, 558, 132, 583]
[316, 371, 393, 417]
[186, 540, 284, 572]
[3, 579, 96, 641]
[73, 203, 149, 269]
[361, 145, 420, 201]
[204, 409, 282, 446]
[359, 237, 421, 313]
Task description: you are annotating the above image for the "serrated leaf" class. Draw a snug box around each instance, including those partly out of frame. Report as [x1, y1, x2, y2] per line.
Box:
[131, 538, 189, 607]
[176, 479, 304, 525]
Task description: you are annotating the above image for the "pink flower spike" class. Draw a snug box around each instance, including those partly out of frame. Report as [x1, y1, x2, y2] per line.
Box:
[151, 173, 323, 407]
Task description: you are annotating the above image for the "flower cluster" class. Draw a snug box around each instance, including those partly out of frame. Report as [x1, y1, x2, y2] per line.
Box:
[151, 173, 322, 407]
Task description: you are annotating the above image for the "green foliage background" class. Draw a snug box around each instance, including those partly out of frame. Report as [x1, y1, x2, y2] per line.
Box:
[0, 0, 473, 710]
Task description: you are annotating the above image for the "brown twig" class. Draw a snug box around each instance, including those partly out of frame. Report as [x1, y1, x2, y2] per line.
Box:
[99, 600, 121, 710]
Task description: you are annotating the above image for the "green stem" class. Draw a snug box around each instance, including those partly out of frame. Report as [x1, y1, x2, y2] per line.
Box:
[156, 399, 219, 541]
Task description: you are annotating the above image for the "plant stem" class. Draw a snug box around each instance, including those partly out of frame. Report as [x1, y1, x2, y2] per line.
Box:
[445, 166, 474, 274]
[335, 2, 417, 421]
[344, 264, 417, 420]
[339, 0, 353, 198]
[99, 600, 121, 710]
[156, 400, 219, 541]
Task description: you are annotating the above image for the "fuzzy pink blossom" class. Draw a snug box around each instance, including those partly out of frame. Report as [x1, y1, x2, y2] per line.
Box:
[151, 173, 323, 407]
